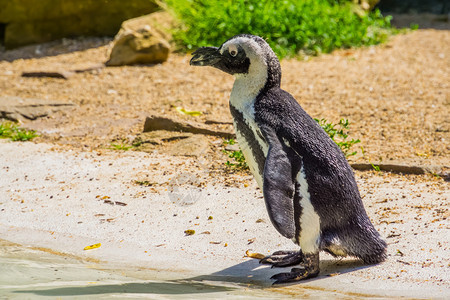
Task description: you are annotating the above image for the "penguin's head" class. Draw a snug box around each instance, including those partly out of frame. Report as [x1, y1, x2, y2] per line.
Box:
[190, 34, 281, 88]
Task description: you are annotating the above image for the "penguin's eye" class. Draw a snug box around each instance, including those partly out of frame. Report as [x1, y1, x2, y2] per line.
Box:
[228, 45, 238, 57]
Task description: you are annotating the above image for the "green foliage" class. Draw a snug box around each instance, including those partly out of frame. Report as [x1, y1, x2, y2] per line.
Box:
[109, 142, 133, 151]
[360, 146, 380, 171]
[226, 149, 248, 169]
[314, 118, 360, 157]
[109, 137, 145, 151]
[164, 0, 392, 58]
[222, 118, 360, 170]
[0, 121, 39, 141]
[223, 139, 249, 170]
[372, 164, 381, 172]
[224, 138, 236, 145]
[409, 23, 419, 30]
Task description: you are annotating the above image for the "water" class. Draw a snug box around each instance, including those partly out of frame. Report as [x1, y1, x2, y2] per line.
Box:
[0, 240, 290, 299]
[0, 239, 391, 299]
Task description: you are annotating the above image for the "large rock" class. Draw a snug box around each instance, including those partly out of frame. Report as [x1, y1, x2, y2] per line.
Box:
[357, 0, 380, 11]
[143, 116, 234, 139]
[166, 135, 210, 157]
[106, 12, 173, 66]
[119, 11, 173, 41]
[0, 96, 75, 121]
[106, 27, 170, 66]
[0, 0, 159, 49]
[133, 131, 209, 157]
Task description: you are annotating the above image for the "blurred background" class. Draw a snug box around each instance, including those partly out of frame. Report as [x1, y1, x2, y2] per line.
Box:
[0, 0, 448, 50]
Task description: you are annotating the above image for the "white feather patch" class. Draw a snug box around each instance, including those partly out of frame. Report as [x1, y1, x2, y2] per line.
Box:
[327, 238, 347, 257]
[226, 37, 268, 111]
[232, 102, 268, 189]
[225, 36, 269, 189]
[296, 166, 321, 253]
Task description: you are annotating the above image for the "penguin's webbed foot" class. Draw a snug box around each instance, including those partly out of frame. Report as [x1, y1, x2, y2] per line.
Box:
[270, 252, 320, 285]
[260, 250, 304, 268]
[271, 266, 319, 284]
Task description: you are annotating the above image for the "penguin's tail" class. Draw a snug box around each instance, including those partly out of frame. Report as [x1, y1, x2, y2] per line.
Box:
[346, 224, 387, 264]
[321, 220, 387, 264]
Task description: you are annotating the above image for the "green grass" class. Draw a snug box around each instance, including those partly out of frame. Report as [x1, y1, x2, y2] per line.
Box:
[164, 0, 392, 58]
[223, 139, 248, 170]
[109, 138, 147, 151]
[109, 142, 133, 151]
[225, 149, 248, 169]
[0, 121, 39, 141]
[222, 118, 361, 170]
[361, 146, 381, 171]
[314, 118, 360, 157]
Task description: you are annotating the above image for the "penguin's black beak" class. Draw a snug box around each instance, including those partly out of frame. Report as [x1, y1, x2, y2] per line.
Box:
[190, 47, 222, 67]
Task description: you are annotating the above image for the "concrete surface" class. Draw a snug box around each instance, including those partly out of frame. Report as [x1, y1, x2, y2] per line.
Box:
[0, 140, 448, 298]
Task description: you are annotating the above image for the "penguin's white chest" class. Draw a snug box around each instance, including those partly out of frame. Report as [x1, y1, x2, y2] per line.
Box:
[230, 97, 268, 189]
[229, 68, 269, 189]
[234, 123, 265, 188]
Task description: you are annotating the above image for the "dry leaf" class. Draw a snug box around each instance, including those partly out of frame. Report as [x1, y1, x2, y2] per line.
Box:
[175, 106, 203, 117]
[83, 243, 101, 250]
[245, 250, 265, 259]
[184, 229, 195, 236]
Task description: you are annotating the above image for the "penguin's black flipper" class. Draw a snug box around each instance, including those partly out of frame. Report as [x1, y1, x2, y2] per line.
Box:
[260, 125, 296, 239]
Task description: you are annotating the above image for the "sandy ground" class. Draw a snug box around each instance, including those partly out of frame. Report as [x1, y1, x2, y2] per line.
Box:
[0, 140, 448, 298]
[0, 27, 449, 298]
[0, 29, 448, 170]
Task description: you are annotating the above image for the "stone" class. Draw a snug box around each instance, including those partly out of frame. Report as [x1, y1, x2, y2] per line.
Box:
[225, 144, 240, 152]
[350, 162, 445, 175]
[22, 70, 74, 80]
[106, 12, 174, 66]
[133, 130, 209, 157]
[357, 0, 380, 11]
[143, 116, 234, 139]
[0, 96, 75, 121]
[133, 130, 193, 146]
[106, 26, 170, 66]
[205, 118, 233, 125]
[350, 0, 380, 17]
[119, 11, 174, 41]
[0, 0, 159, 49]
[166, 135, 210, 157]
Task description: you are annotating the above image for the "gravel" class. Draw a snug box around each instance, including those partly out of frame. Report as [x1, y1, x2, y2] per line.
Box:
[0, 28, 449, 297]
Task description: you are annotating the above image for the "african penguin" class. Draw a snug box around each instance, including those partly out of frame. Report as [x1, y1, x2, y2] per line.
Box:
[190, 34, 386, 284]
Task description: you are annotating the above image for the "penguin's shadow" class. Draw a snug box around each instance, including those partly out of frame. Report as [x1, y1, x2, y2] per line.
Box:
[188, 258, 369, 287]
[12, 259, 369, 297]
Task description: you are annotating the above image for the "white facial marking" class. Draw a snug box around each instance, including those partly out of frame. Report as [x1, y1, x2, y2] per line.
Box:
[228, 44, 238, 57]
[225, 37, 269, 189]
[296, 166, 321, 254]
[226, 37, 268, 111]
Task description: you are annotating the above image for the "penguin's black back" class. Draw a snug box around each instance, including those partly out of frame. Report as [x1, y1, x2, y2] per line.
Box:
[254, 86, 387, 263]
